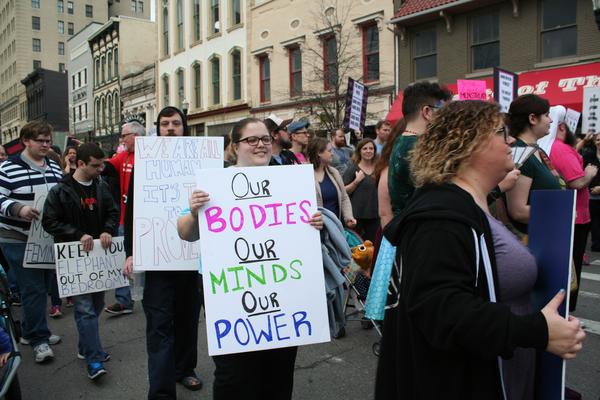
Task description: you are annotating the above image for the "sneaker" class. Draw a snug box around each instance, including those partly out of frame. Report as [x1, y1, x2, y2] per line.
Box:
[49, 305, 62, 318]
[20, 334, 62, 346]
[8, 292, 21, 306]
[65, 297, 74, 307]
[77, 352, 110, 362]
[87, 362, 107, 380]
[33, 343, 54, 363]
[104, 303, 133, 315]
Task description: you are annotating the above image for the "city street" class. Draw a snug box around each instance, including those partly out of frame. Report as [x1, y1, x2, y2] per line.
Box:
[12, 256, 600, 400]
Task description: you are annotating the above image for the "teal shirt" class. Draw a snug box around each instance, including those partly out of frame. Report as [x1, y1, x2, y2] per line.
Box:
[388, 135, 418, 216]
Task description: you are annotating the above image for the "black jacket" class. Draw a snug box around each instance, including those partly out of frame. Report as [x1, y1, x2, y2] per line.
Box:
[375, 183, 548, 400]
[269, 149, 299, 166]
[42, 174, 120, 243]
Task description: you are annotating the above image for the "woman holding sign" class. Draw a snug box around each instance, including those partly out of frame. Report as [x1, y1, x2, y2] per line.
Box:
[177, 117, 323, 400]
[375, 101, 586, 400]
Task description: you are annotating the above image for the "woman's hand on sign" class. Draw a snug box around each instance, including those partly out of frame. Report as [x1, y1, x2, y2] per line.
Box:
[189, 190, 210, 216]
[80, 234, 94, 252]
[18, 206, 40, 221]
[542, 289, 586, 359]
[345, 218, 357, 229]
[309, 211, 324, 230]
[0, 352, 9, 367]
[123, 256, 133, 278]
[100, 232, 112, 249]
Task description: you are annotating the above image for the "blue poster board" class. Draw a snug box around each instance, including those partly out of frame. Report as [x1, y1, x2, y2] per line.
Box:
[528, 189, 576, 400]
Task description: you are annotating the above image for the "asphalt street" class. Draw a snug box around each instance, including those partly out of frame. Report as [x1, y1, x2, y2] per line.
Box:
[12, 257, 600, 400]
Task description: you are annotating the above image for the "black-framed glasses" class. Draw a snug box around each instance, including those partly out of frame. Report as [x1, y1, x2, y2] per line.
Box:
[32, 138, 52, 145]
[120, 132, 134, 139]
[496, 126, 509, 143]
[236, 135, 273, 146]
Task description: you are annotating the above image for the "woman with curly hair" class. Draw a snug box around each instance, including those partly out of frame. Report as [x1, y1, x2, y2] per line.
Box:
[375, 100, 585, 400]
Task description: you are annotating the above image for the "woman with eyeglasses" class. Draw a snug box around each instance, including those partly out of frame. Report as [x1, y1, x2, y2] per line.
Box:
[307, 137, 356, 229]
[376, 100, 585, 400]
[177, 117, 323, 400]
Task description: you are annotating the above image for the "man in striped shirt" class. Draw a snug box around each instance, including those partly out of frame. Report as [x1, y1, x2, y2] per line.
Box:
[0, 121, 63, 363]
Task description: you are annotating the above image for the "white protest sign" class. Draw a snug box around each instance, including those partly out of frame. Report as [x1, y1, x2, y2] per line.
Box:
[54, 237, 128, 298]
[197, 165, 330, 356]
[133, 136, 223, 271]
[582, 87, 600, 133]
[494, 68, 518, 114]
[24, 190, 55, 269]
[564, 108, 581, 134]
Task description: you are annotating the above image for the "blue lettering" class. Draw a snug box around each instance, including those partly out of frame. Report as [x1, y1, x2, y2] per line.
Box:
[247, 316, 274, 344]
[234, 319, 250, 345]
[273, 313, 290, 341]
[292, 311, 312, 337]
[214, 319, 231, 349]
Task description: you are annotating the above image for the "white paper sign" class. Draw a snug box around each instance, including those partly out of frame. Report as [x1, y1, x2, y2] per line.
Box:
[496, 69, 517, 113]
[564, 108, 581, 134]
[24, 191, 55, 269]
[133, 136, 223, 271]
[54, 237, 128, 298]
[582, 87, 600, 133]
[197, 165, 330, 356]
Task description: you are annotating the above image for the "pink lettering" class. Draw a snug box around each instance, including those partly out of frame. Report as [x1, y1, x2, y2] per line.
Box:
[265, 203, 283, 226]
[205, 207, 226, 233]
[249, 204, 267, 229]
[230, 207, 244, 232]
[286, 202, 297, 225]
[299, 200, 312, 223]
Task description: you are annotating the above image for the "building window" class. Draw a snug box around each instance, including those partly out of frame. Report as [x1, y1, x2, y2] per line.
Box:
[107, 52, 112, 79]
[162, 75, 170, 107]
[176, 69, 185, 109]
[101, 97, 106, 129]
[114, 92, 120, 123]
[108, 95, 113, 127]
[192, 0, 201, 42]
[67, 1, 73, 14]
[32, 16, 40, 30]
[413, 28, 436, 80]
[32, 0, 40, 8]
[84, 103, 88, 119]
[59, 63, 65, 73]
[177, 0, 184, 50]
[113, 48, 118, 77]
[58, 20, 64, 34]
[68, 22, 74, 35]
[95, 58, 100, 86]
[211, 57, 220, 104]
[33, 60, 41, 69]
[323, 35, 337, 90]
[193, 63, 201, 108]
[139, 1, 144, 13]
[72, 75, 76, 89]
[541, 0, 576, 60]
[57, 0, 64, 13]
[471, 13, 499, 70]
[85, 4, 93, 18]
[289, 46, 302, 97]
[210, 0, 220, 34]
[32, 38, 41, 52]
[362, 24, 379, 82]
[83, 68, 87, 85]
[58, 42, 65, 55]
[95, 99, 100, 130]
[162, 6, 169, 56]
[231, 49, 241, 101]
[259, 55, 270, 102]
[131, 0, 136, 12]
[101, 55, 105, 82]
[231, 0, 241, 26]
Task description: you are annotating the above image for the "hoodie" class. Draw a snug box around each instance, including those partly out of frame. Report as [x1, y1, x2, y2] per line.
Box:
[375, 183, 548, 400]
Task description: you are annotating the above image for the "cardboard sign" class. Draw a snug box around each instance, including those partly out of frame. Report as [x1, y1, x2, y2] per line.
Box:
[528, 190, 576, 400]
[582, 86, 600, 133]
[133, 136, 223, 271]
[457, 79, 487, 101]
[197, 165, 330, 355]
[54, 237, 129, 298]
[493, 67, 518, 113]
[343, 78, 368, 132]
[24, 191, 55, 269]
[564, 108, 581, 134]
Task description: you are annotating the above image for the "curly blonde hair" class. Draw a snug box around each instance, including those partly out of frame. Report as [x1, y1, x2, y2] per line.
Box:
[410, 100, 502, 188]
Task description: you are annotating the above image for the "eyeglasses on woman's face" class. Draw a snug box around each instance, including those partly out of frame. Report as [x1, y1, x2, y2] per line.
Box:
[495, 126, 509, 143]
[236, 135, 273, 146]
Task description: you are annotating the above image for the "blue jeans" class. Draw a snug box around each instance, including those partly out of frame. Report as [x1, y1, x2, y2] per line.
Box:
[115, 225, 133, 308]
[74, 292, 105, 363]
[0, 242, 51, 347]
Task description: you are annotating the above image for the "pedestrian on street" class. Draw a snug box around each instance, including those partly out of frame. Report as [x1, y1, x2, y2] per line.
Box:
[42, 143, 119, 380]
[376, 100, 586, 400]
[0, 120, 63, 363]
[124, 106, 204, 398]
[329, 128, 353, 175]
[287, 120, 311, 163]
[373, 120, 392, 154]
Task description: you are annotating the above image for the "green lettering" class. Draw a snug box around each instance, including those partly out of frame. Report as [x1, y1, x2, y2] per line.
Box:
[272, 264, 287, 283]
[246, 264, 266, 288]
[289, 259, 302, 279]
[228, 266, 245, 292]
[210, 270, 229, 294]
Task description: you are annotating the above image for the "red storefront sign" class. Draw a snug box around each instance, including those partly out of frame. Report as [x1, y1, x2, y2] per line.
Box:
[386, 61, 600, 123]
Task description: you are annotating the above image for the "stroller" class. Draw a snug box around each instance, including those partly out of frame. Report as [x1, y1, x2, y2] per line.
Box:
[342, 229, 382, 354]
[0, 267, 21, 400]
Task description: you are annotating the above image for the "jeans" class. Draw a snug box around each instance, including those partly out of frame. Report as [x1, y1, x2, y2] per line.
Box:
[74, 292, 105, 363]
[142, 271, 202, 400]
[47, 271, 61, 307]
[115, 225, 133, 308]
[0, 242, 51, 347]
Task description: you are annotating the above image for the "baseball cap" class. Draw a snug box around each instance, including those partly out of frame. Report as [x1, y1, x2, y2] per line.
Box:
[288, 120, 311, 134]
[266, 114, 293, 131]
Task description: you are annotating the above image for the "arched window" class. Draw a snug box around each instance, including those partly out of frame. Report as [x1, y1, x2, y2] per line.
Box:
[114, 92, 119, 124]
[101, 55, 106, 83]
[193, 63, 201, 108]
[177, 0, 184, 50]
[95, 98, 100, 130]
[113, 47, 118, 77]
[162, 5, 169, 56]
[210, 56, 220, 105]
[101, 96, 106, 130]
[162, 75, 170, 107]
[231, 49, 241, 101]
[176, 68, 184, 109]
[107, 93, 113, 128]
[107, 51, 112, 80]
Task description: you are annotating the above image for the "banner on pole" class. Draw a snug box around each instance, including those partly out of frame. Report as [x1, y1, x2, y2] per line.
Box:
[343, 78, 368, 132]
[494, 67, 518, 113]
[133, 136, 223, 271]
[24, 190, 55, 269]
[54, 237, 129, 298]
[197, 165, 330, 355]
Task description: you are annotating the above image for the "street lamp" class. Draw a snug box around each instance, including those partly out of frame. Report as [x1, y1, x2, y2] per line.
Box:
[182, 99, 189, 116]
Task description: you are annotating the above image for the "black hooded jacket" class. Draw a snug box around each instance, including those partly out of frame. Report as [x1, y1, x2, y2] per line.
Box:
[375, 183, 548, 400]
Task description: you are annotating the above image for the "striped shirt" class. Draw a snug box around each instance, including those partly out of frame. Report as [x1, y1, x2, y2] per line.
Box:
[0, 154, 63, 239]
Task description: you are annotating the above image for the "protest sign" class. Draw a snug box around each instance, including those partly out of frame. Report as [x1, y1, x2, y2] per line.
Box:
[528, 190, 576, 400]
[133, 136, 223, 271]
[457, 80, 487, 101]
[564, 108, 581, 134]
[24, 190, 55, 269]
[343, 78, 368, 131]
[494, 67, 518, 113]
[582, 86, 600, 133]
[197, 165, 330, 356]
[54, 237, 128, 298]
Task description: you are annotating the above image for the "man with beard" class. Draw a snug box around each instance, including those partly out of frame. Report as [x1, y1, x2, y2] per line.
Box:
[330, 128, 353, 175]
[264, 114, 298, 166]
[549, 113, 598, 312]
